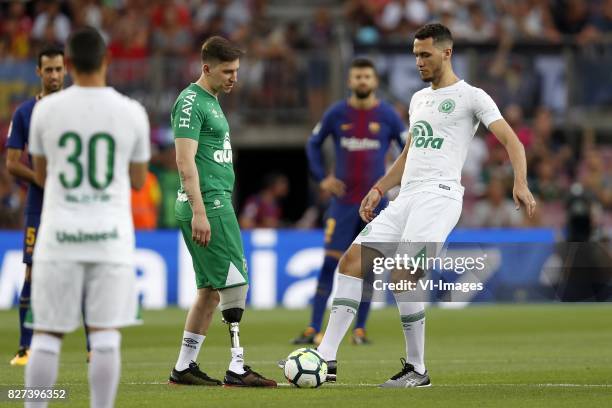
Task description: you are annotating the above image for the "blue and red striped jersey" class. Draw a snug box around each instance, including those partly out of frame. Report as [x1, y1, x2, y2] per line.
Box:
[5, 97, 44, 215]
[306, 100, 406, 204]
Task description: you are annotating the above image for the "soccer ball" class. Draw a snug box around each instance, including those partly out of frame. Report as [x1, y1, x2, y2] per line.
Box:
[283, 348, 328, 388]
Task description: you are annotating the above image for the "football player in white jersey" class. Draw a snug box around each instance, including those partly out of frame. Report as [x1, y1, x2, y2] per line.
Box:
[315, 23, 536, 387]
[25, 27, 150, 408]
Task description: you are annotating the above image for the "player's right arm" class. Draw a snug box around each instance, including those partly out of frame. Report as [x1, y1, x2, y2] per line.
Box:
[359, 134, 411, 222]
[172, 92, 210, 246]
[5, 110, 41, 187]
[306, 109, 346, 197]
[6, 148, 40, 186]
[175, 138, 210, 247]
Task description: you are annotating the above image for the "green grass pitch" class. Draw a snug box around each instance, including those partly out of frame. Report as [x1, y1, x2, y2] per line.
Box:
[1, 305, 612, 407]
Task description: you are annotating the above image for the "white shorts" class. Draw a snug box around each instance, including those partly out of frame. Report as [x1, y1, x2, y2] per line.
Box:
[354, 191, 462, 255]
[29, 261, 140, 333]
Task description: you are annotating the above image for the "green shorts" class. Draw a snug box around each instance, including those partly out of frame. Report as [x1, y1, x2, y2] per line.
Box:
[178, 212, 248, 290]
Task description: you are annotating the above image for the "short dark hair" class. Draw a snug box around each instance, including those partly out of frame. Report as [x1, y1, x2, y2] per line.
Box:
[414, 23, 453, 46]
[67, 27, 106, 73]
[201, 36, 244, 64]
[349, 57, 377, 74]
[37, 44, 64, 68]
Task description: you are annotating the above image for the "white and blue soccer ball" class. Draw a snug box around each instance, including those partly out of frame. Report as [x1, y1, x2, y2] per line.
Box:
[283, 348, 328, 388]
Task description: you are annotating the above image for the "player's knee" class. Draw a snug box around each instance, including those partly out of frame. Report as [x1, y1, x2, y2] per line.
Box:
[209, 290, 220, 307]
[338, 255, 352, 276]
[339, 245, 361, 278]
[201, 288, 220, 307]
[30, 333, 62, 354]
[195, 288, 220, 309]
[89, 330, 121, 352]
[221, 308, 243, 323]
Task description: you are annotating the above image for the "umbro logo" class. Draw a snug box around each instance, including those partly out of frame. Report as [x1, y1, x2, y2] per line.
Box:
[183, 338, 199, 349]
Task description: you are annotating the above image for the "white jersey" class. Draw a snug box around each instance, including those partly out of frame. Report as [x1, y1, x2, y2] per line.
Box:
[401, 80, 502, 199]
[29, 85, 150, 265]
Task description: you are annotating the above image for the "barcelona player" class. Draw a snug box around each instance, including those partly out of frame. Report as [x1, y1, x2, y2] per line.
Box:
[6, 45, 66, 366]
[292, 58, 406, 345]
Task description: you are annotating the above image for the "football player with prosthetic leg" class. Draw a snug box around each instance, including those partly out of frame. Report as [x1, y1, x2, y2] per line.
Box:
[169, 36, 276, 388]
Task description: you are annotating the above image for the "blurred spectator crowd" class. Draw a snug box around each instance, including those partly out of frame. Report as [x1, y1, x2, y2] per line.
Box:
[345, 0, 612, 45]
[459, 105, 611, 236]
[0, 0, 610, 239]
[0, 0, 336, 123]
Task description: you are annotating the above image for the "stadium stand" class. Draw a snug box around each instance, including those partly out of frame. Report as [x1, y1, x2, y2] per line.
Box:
[0, 0, 610, 235]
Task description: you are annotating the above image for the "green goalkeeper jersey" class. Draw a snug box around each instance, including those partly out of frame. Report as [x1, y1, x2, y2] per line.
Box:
[171, 83, 235, 220]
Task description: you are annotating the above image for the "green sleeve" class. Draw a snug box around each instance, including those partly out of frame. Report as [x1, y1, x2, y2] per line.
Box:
[171, 95, 205, 141]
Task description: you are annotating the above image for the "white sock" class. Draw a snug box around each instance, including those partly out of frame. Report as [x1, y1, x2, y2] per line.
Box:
[229, 347, 245, 374]
[317, 274, 362, 361]
[25, 334, 62, 408]
[395, 297, 426, 374]
[175, 331, 205, 371]
[88, 330, 121, 408]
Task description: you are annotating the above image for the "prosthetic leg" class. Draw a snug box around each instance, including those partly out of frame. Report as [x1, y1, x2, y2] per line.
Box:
[219, 285, 276, 387]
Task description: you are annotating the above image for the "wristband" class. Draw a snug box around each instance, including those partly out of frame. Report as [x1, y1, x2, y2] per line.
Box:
[372, 186, 383, 197]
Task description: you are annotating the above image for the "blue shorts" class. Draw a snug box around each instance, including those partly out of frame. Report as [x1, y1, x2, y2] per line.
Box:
[323, 199, 387, 252]
[23, 213, 41, 265]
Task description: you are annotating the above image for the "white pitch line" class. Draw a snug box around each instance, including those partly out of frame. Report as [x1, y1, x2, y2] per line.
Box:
[285, 383, 612, 388]
[426, 384, 612, 388]
[2, 383, 611, 388]
[36, 358, 612, 368]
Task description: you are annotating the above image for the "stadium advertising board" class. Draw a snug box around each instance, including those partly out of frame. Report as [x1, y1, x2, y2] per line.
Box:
[0, 228, 579, 309]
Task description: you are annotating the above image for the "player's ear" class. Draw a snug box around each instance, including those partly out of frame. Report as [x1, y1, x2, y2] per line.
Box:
[202, 63, 211, 76]
[444, 47, 453, 60]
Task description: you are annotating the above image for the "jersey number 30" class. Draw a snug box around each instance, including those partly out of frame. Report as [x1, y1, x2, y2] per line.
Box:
[58, 132, 115, 189]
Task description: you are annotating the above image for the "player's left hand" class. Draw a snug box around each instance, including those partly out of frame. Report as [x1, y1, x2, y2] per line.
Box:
[359, 188, 382, 222]
[192, 213, 211, 247]
[513, 182, 536, 218]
